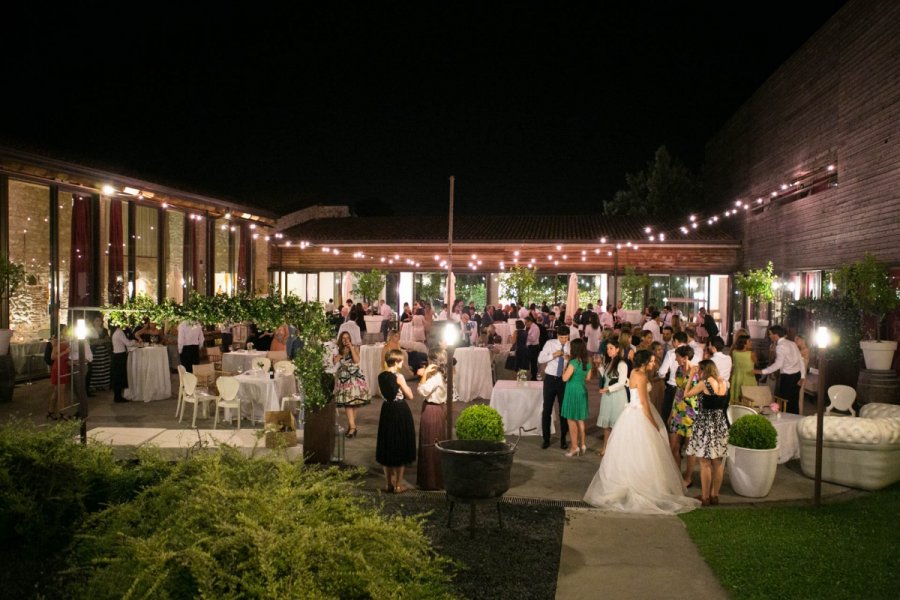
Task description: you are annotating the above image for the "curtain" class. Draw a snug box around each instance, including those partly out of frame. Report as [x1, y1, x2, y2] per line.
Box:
[108, 199, 124, 304]
[192, 219, 201, 293]
[69, 194, 93, 307]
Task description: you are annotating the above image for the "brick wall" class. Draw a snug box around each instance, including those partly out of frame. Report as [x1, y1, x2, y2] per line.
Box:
[704, 0, 900, 271]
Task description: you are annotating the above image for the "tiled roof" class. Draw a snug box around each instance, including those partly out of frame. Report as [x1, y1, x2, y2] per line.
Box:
[282, 215, 737, 244]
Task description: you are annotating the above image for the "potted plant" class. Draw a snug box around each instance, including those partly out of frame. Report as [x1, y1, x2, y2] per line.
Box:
[436, 405, 517, 501]
[353, 269, 387, 306]
[726, 413, 779, 497]
[735, 261, 776, 339]
[0, 254, 26, 356]
[835, 253, 900, 370]
[290, 297, 338, 465]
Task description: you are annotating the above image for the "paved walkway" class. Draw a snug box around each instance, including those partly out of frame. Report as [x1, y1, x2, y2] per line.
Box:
[3, 377, 859, 599]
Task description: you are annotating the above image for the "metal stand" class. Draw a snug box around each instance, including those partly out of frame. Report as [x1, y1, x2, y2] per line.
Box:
[445, 494, 504, 538]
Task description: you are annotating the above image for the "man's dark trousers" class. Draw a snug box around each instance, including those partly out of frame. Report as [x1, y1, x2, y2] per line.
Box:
[542, 374, 569, 447]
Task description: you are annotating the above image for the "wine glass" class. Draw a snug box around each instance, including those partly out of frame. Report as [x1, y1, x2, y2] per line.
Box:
[237, 365, 243, 375]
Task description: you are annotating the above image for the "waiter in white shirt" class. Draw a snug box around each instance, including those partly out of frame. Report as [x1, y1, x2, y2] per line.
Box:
[111, 325, 139, 403]
[708, 336, 732, 389]
[537, 325, 571, 450]
[178, 320, 204, 373]
[755, 325, 805, 413]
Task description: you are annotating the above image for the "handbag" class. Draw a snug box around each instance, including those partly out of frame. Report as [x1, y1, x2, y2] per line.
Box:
[504, 353, 517, 371]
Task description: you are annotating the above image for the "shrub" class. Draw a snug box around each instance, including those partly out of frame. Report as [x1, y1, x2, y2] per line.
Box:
[456, 405, 505, 442]
[67, 448, 455, 599]
[0, 419, 172, 598]
[728, 414, 778, 450]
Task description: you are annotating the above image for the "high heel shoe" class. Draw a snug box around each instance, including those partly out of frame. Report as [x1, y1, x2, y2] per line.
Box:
[580, 445, 587, 456]
[346, 428, 357, 438]
[564, 448, 580, 458]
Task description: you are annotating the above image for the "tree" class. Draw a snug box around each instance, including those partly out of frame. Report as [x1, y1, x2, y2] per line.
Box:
[735, 262, 776, 320]
[416, 275, 443, 308]
[834, 253, 900, 342]
[603, 145, 702, 218]
[352, 269, 387, 304]
[620, 266, 650, 310]
[501, 266, 537, 306]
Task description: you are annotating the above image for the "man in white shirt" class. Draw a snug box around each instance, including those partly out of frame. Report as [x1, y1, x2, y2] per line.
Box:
[563, 315, 581, 339]
[379, 300, 392, 341]
[657, 331, 689, 422]
[599, 308, 614, 329]
[518, 304, 530, 320]
[437, 304, 449, 321]
[177, 320, 204, 373]
[708, 336, 732, 390]
[755, 325, 806, 413]
[337, 316, 362, 346]
[642, 310, 663, 344]
[686, 327, 706, 362]
[525, 315, 541, 380]
[324, 298, 335, 314]
[111, 325, 139, 403]
[537, 325, 571, 449]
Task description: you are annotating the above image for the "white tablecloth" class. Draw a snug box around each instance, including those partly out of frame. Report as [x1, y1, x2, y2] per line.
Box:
[619, 310, 642, 324]
[9, 340, 48, 380]
[490, 380, 552, 436]
[454, 346, 494, 402]
[767, 413, 802, 463]
[400, 339, 428, 355]
[222, 350, 269, 373]
[400, 322, 414, 342]
[231, 372, 298, 422]
[124, 346, 171, 402]
[493, 322, 512, 344]
[359, 344, 385, 398]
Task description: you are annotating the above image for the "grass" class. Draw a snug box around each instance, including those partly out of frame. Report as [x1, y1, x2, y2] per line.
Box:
[680, 484, 900, 600]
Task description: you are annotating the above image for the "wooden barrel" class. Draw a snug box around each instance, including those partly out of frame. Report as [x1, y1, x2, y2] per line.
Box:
[857, 369, 900, 405]
[0, 354, 15, 402]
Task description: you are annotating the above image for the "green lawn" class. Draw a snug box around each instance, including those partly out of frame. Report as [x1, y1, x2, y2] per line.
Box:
[680, 485, 900, 600]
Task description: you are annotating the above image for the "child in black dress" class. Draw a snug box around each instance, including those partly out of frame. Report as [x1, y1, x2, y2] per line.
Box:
[376, 349, 417, 493]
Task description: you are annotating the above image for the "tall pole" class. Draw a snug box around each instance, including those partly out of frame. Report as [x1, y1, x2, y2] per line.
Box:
[814, 352, 827, 507]
[446, 176, 455, 440]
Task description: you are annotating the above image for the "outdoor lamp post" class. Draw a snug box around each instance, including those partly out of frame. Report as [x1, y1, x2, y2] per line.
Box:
[75, 318, 89, 445]
[814, 325, 831, 507]
[443, 322, 459, 440]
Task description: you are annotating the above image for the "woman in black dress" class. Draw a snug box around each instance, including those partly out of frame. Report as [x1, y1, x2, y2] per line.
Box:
[376, 349, 417, 493]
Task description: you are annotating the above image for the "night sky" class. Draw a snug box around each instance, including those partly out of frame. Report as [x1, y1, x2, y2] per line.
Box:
[3, 2, 846, 217]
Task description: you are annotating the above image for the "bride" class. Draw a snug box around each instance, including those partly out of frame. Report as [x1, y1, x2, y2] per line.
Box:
[584, 349, 700, 514]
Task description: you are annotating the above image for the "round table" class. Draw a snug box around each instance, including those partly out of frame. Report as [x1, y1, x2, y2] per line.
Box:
[358, 344, 386, 398]
[766, 412, 802, 463]
[453, 346, 494, 402]
[492, 322, 512, 344]
[227, 371, 298, 423]
[490, 380, 553, 436]
[222, 350, 269, 374]
[124, 346, 172, 402]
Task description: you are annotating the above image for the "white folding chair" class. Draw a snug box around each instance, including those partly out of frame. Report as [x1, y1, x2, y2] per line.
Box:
[252, 357, 272, 373]
[213, 376, 242, 430]
[827, 385, 857, 416]
[274, 360, 295, 376]
[727, 404, 757, 425]
[175, 365, 187, 417]
[178, 372, 217, 427]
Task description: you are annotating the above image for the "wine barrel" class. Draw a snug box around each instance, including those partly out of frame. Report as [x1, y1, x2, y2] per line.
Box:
[857, 369, 900, 405]
[0, 354, 16, 402]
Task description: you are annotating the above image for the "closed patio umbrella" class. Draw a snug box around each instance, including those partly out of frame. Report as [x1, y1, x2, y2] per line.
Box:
[565, 272, 579, 317]
[445, 271, 456, 311]
[342, 272, 354, 303]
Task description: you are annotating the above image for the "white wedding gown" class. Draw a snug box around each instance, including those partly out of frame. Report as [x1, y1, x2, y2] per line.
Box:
[584, 383, 700, 515]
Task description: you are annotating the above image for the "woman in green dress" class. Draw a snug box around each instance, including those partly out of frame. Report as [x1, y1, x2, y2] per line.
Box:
[729, 334, 758, 404]
[561, 338, 593, 457]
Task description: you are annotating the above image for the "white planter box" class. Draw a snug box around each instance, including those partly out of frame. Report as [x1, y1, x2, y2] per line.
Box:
[747, 320, 769, 340]
[860, 340, 898, 371]
[727, 444, 779, 497]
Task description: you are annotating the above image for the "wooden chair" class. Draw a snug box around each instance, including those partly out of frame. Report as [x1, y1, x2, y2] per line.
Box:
[206, 346, 223, 371]
[232, 324, 249, 350]
[192, 363, 217, 392]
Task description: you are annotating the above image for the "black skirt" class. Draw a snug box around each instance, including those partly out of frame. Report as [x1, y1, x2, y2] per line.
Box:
[376, 399, 417, 467]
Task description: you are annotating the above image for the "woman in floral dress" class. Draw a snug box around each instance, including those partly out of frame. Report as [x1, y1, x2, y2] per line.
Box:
[684, 360, 730, 506]
[333, 331, 370, 438]
[668, 345, 699, 488]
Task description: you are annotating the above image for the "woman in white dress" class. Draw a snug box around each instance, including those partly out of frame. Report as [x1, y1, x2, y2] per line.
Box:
[583, 349, 700, 515]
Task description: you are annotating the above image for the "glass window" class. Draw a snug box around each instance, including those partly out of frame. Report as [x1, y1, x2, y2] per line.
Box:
[6, 180, 50, 339]
[166, 211, 185, 302]
[286, 272, 307, 299]
[57, 192, 72, 326]
[214, 218, 232, 295]
[648, 275, 670, 308]
[99, 196, 128, 305]
[134, 205, 159, 299]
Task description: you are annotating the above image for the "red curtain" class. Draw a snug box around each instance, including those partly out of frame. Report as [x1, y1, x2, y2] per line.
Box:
[69, 194, 93, 307]
[108, 199, 124, 304]
[192, 218, 201, 293]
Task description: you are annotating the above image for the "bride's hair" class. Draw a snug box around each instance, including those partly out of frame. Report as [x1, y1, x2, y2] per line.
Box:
[632, 349, 653, 370]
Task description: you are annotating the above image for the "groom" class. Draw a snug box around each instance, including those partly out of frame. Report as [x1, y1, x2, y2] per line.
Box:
[538, 325, 571, 449]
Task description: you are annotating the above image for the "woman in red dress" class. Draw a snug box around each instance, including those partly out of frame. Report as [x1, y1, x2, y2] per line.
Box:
[47, 337, 71, 419]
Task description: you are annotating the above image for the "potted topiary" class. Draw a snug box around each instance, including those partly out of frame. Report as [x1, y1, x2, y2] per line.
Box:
[726, 413, 779, 497]
[735, 261, 776, 339]
[835, 253, 900, 370]
[436, 405, 517, 500]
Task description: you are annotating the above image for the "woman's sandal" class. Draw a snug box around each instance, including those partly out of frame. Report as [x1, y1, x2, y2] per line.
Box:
[382, 484, 394, 494]
[394, 485, 408, 494]
[695, 495, 711, 507]
[710, 496, 720, 506]
[346, 428, 357, 438]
